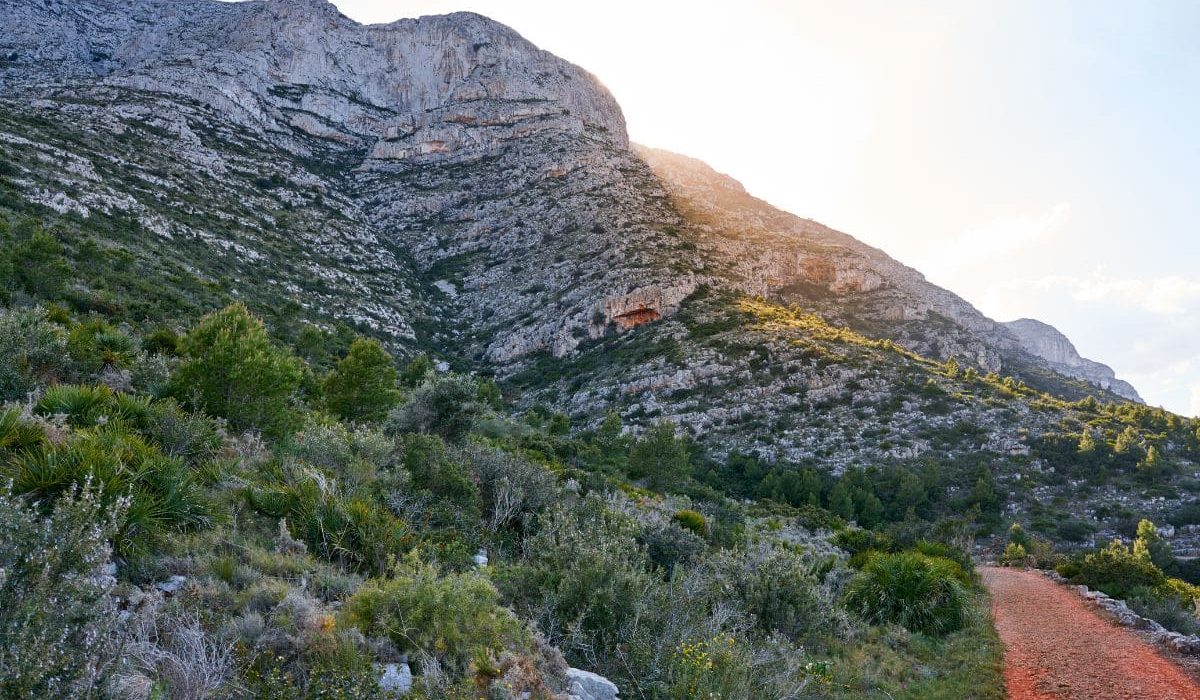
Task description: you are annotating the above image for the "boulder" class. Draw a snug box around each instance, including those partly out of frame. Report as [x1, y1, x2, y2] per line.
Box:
[378, 661, 413, 696]
[567, 668, 619, 700]
[154, 575, 187, 595]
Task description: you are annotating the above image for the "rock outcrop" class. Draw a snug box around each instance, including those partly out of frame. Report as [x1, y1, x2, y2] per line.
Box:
[1003, 318, 1142, 402]
[566, 668, 619, 700]
[0, 0, 628, 163]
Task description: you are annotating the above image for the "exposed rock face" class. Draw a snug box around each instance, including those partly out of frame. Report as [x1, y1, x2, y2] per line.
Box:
[0, 0, 628, 163]
[0, 0, 1144, 471]
[1003, 319, 1142, 402]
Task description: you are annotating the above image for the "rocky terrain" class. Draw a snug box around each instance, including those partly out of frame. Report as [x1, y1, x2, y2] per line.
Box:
[0, 0, 1188, 526]
[1004, 318, 1142, 402]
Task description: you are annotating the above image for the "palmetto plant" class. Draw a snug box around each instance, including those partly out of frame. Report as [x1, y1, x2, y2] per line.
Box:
[2, 425, 212, 557]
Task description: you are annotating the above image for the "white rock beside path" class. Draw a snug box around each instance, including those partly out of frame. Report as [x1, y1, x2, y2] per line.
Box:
[566, 668, 619, 700]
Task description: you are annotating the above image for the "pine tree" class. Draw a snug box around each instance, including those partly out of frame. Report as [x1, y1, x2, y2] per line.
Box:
[172, 303, 304, 435]
[627, 421, 691, 489]
[323, 337, 400, 423]
[827, 482, 854, 521]
[943, 356, 960, 378]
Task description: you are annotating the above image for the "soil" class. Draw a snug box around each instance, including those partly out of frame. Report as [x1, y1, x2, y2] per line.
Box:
[982, 566, 1200, 699]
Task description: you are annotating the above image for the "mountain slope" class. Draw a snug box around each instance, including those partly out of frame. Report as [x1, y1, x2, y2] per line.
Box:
[1, 0, 1189, 535]
[1003, 318, 1142, 402]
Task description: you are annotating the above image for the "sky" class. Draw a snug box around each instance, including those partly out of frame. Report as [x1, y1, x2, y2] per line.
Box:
[315, 0, 1200, 415]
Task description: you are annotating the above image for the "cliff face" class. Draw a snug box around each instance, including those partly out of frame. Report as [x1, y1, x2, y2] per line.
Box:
[0, 0, 628, 161]
[1003, 318, 1142, 402]
[0, 0, 1145, 463]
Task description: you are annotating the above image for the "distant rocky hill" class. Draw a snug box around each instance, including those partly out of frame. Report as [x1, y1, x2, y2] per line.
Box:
[1003, 318, 1142, 402]
[0, 0, 1153, 474]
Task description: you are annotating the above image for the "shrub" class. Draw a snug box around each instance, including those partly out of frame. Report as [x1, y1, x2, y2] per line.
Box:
[639, 521, 706, 573]
[143, 326, 180, 356]
[0, 306, 68, 401]
[495, 497, 654, 656]
[843, 551, 971, 635]
[397, 433, 481, 522]
[0, 484, 123, 697]
[4, 427, 212, 556]
[701, 543, 829, 641]
[1127, 589, 1200, 635]
[247, 465, 411, 575]
[833, 527, 895, 559]
[669, 510, 706, 538]
[627, 421, 691, 489]
[1072, 539, 1165, 599]
[398, 354, 433, 388]
[0, 407, 45, 453]
[1001, 543, 1028, 567]
[66, 318, 136, 375]
[143, 398, 222, 465]
[322, 337, 400, 423]
[387, 374, 483, 442]
[32, 384, 155, 429]
[344, 555, 530, 677]
[11, 228, 72, 299]
[453, 443, 557, 532]
[171, 303, 304, 436]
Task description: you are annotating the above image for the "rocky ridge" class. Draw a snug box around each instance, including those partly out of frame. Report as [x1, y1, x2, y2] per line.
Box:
[1003, 318, 1142, 402]
[0, 0, 1149, 469]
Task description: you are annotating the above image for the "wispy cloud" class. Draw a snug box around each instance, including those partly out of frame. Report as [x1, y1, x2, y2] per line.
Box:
[924, 202, 1072, 275]
[985, 269, 1200, 317]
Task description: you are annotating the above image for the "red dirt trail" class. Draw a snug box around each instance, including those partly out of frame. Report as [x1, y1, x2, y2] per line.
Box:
[981, 566, 1200, 700]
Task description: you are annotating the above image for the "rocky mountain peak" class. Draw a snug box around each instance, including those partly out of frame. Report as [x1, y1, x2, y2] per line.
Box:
[1, 0, 628, 161]
[1003, 318, 1142, 402]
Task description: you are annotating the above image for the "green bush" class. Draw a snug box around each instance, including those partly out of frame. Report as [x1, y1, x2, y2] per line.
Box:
[1000, 543, 1028, 567]
[344, 555, 530, 677]
[34, 384, 155, 429]
[387, 374, 483, 442]
[671, 509, 708, 537]
[247, 465, 411, 575]
[702, 544, 829, 641]
[66, 318, 135, 375]
[0, 407, 45, 453]
[0, 483, 123, 697]
[496, 497, 654, 656]
[1072, 539, 1165, 599]
[843, 551, 971, 635]
[3, 426, 212, 556]
[453, 443, 557, 532]
[11, 228, 72, 299]
[143, 397, 222, 465]
[322, 337, 400, 423]
[142, 326, 180, 356]
[627, 421, 691, 489]
[171, 303, 304, 436]
[0, 306, 68, 401]
[833, 527, 895, 559]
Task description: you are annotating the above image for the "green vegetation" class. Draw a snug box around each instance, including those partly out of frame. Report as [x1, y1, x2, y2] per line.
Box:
[843, 551, 971, 636]
[171, 302, 304, 436]
[323, 337, 401, 423]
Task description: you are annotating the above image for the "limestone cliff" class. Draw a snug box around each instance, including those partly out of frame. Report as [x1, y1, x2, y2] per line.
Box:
[1003, 318, 1142, 402]
[0, 0, 1146, 466]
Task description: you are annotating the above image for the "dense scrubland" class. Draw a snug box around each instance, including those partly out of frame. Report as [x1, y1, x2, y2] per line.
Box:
[2, 173, 1199, 698]
[0, 210, 1009, 698]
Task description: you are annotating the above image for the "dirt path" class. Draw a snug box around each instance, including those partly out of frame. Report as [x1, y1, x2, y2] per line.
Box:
[982, 566, 1200, 699]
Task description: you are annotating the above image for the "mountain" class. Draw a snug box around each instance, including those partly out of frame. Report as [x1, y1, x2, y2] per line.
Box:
[0, 0, 1188, 518]
[1003, 318, 1142, 403]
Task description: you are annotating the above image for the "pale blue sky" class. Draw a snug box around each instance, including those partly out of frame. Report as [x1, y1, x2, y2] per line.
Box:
[313, 1, 1200, 414]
